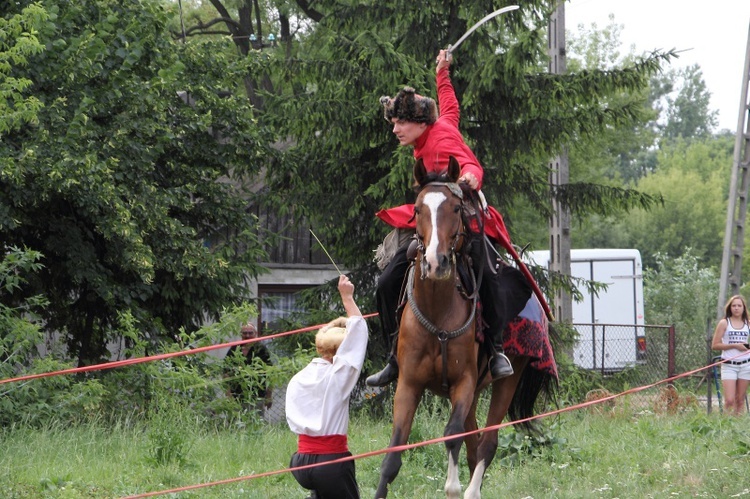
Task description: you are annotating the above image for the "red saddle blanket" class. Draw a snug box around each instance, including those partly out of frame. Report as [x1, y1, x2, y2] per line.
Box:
[503, 294, 558, 379]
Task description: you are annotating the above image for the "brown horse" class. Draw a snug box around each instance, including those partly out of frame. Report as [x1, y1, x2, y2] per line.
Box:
[374, 157, 554, 499]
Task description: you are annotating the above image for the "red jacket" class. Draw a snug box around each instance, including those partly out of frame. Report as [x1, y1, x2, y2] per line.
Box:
[376, 67, 513, 251]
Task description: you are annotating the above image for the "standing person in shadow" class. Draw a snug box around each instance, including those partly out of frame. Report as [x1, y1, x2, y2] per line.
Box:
[224, 322, 273, 413]
[286, 274, 368, 499]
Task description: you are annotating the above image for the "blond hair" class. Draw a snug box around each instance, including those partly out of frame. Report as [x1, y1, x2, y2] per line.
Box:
[315, 317, 347, 359]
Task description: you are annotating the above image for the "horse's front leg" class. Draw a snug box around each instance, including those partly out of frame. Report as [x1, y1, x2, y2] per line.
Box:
[464, 357, 528, 499]
[375, 381, 424, 499]
[463, 396, 481, 475]
[444, 376, 476, 499]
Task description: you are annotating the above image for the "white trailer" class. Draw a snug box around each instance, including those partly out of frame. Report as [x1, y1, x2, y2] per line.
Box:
[528, 249, 646, 371]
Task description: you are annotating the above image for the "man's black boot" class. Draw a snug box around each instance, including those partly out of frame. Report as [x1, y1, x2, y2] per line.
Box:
[366, 355, 399, 387]
[489, 351, 514, 380]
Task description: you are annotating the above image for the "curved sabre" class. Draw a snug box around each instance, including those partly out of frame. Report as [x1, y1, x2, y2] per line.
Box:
[446, 5, 519, 57]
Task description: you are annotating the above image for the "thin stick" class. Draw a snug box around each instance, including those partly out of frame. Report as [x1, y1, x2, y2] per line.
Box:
[309, 228, 343, 275]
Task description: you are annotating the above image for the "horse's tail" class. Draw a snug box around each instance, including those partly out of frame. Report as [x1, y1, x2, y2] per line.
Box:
[507, 365, 557, 433]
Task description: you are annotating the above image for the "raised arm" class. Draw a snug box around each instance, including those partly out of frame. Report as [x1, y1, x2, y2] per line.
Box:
[434, 50, 483, 190]
[338, 274, 362, 318]
[435, 49, 459, 128]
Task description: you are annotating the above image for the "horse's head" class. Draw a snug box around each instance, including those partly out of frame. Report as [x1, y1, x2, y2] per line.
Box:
[413, 157, 466, 281]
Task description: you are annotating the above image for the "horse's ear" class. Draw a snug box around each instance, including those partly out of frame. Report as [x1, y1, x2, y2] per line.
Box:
[447, 156, 460, 182]
[414, 159, 427, 185]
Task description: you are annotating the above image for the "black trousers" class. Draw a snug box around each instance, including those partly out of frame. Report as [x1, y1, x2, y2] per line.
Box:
[376, 236, 531, 349]
[290, 452, 359, 499]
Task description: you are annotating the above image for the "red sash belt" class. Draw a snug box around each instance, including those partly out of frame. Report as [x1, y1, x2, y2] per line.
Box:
[297, 434, 348, 454]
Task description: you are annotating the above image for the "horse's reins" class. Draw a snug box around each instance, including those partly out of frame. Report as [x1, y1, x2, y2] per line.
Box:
[410, 181, 478, 391]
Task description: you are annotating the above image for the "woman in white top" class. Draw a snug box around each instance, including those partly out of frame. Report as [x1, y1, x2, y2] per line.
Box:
[712, 294, 750, 415]
[286, 274, 368, 499]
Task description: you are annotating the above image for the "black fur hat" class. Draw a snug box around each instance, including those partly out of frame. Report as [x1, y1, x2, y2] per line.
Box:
[380, 87, 437, 124]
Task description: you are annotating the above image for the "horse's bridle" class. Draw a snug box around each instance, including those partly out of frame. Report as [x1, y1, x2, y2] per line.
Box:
[410, 181, 476, 390]
[414, 182, 468, 281]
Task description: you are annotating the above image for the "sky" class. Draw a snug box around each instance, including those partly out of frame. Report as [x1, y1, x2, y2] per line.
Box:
[566, 0, 750, 132]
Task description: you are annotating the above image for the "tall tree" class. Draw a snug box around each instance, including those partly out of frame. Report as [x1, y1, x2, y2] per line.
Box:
[1, 0, 272, 365]
[0, 3, 47, 134]
[624, 135, 732, 268]
[659, 64, 718, 140]
[0, 4, 49, 373]
[563, 15, 723, 255]
[506, 14, 662, 250]
[566, 15, 660, 186]
[173, 0, 305, 108]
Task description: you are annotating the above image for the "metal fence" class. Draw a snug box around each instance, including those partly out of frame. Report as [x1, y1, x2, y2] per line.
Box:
[565, 323, 746, 415]
[570, 323, 675, 379]
[560, 323, 679, 412]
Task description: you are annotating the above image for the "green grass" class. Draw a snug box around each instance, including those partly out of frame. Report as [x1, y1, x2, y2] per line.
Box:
[2, 405, 750, 498]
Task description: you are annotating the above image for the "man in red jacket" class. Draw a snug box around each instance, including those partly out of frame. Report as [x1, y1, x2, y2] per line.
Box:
[367, 49, 531, 387]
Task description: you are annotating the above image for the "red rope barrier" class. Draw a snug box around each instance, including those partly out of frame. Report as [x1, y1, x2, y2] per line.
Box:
[6, 313, 740, 497]
[0, 313, 379, 385]
[119, 357, 730, 498]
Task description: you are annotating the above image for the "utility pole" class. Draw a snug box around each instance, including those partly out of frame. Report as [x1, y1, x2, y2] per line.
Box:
[718, 21, 750, 318]
[548, 2, 572, 322]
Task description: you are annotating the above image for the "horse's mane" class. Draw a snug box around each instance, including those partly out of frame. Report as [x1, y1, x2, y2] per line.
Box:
[412, 170, 456, 191]
[412, 170, 474, 206]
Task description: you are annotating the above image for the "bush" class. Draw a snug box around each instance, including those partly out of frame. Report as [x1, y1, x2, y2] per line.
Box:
[1, 287, 282, 430]
[644, 250, 717, 372]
